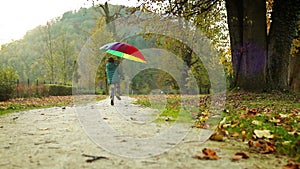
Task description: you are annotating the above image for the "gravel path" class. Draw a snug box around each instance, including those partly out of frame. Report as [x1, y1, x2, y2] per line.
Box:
[0, 96, 289, 169]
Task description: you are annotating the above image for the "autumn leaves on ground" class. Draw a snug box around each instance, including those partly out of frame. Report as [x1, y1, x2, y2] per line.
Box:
[133, 92, 300, 168]
[210, 92, 300, 169]
[0, 92, 299, 168]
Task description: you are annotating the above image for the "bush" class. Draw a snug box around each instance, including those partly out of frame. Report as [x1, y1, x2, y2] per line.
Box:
[46, 84, 73, 96]
[0, 67, 18, 101]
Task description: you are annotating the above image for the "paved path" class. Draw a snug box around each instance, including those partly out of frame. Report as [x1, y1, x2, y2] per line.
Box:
[0, 96, 289, 169]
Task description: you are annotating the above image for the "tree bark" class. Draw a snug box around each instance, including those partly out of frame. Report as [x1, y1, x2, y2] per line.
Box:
[267, 0, 300, 91]
[289, 55, 300, 92]
[226, 0, 267, 92]
[225, 0, 243, 88]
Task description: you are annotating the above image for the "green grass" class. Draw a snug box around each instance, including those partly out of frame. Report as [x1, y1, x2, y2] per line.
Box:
[132, 95, 194, 123]
[223, 92, 300, 160]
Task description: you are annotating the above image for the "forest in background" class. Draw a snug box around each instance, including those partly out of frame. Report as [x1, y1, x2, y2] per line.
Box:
[0, 4, 219, 97]
[0, 0, 299, 100]
[0, 7, 100, 85]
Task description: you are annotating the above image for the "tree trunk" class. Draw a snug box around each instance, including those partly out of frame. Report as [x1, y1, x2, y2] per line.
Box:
[289, 55, 300, 92]
[226, 0, 267, 92]
[225, 0, 243, 89]
[267, 0, 300, 91]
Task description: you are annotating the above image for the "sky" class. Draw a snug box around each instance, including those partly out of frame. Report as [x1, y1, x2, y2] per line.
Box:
[0, 0, 139, 45]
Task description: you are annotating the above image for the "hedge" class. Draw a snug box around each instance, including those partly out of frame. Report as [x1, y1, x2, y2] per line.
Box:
[46, 84, 73, 96]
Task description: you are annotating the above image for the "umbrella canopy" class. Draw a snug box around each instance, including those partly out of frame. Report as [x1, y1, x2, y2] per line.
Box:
[100, 42, 147, 63]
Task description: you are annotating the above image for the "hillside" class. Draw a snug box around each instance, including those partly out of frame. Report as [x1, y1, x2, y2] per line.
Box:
[0, 7, 104, 84]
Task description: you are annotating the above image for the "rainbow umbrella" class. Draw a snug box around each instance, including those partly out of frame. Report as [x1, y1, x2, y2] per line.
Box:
[100, 42, 147, 63]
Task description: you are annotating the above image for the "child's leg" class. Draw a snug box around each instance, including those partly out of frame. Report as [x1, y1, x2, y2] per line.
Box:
[110, 84, 115, 105]
[110, 84, 115, 100]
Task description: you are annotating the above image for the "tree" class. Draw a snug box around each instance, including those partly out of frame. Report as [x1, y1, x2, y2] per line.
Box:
[0, 67, 18, 101]
[40, 21, 57, 83]
[136, 0, 228, 93]
[139, 0, 300, 92]
[267, 0, 300, 90]
[289, 21, 300, 92]
[225, 0, 267, 91]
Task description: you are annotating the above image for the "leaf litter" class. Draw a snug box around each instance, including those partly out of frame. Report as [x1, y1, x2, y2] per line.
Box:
[134, 92, 300, 167]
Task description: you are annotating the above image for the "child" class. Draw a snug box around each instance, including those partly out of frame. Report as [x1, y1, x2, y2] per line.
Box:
[105, 57, 121, 106]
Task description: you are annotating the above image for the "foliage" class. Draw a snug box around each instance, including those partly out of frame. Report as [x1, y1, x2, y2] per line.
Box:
[130, 68, 179, 94]
[46, 84, 73, 96]
[0, 67, 18, 101]
[139, 0, 231, 77]
[139, 0, 300, 92]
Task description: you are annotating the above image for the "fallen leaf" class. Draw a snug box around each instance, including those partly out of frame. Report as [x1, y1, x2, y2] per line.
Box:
[231, 155, 242, 161]
[193, 148, 220, 160]
[269, 117, 281, 123]
[282, 141, 292, 145]
[279, 161, 300, 169]
[202, 148, 216, 156]
[234, 152, 249, 159]
[248, 108, 258, 115]
[218, 117, 226, 128]
[222, 123, 231, 128]
[252, 120, 262, 126]
[209, 133, 224, 142]
[248, 139, 276, 153]
[279, 113, 288, 118]
[231, 122, 239, 128]
[241, 130, 246, 141]
[232, 132, 239, 137]
[254, 129, 274, 139]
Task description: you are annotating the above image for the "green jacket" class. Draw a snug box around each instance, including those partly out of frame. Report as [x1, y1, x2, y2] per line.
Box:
[106, 62, 120, 84]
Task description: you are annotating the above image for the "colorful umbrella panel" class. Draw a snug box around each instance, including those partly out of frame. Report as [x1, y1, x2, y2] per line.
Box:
[100, 42, 146, 63]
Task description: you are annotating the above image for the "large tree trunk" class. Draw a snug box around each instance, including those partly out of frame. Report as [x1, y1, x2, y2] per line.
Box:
[289, 55, 300, 92]
[225, 0, 243, 88]
[267, 0, 300, 91]
[226, 0, 267, 92]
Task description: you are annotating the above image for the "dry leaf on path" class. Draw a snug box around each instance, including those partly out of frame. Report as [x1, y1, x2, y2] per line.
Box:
[193, 148, 220, 160]
[235, 152, 249, 159]
[231, 152, 249, 161]
[231, 155, 243, 161]
[248, 139, 276, 153]
[279, 161, 300, 169]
